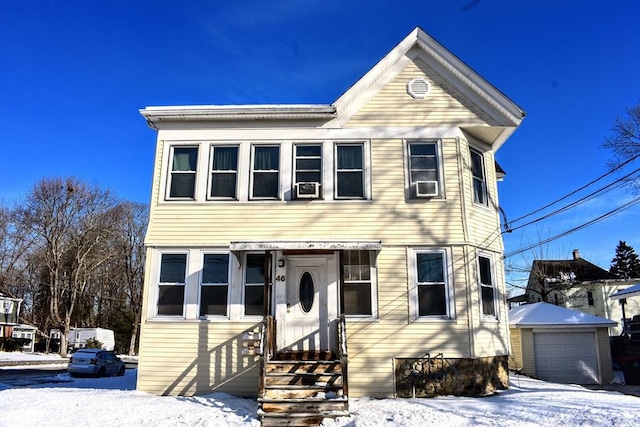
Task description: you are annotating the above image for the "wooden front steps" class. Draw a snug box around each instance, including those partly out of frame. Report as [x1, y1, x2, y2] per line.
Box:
[259, 351, 349, 427]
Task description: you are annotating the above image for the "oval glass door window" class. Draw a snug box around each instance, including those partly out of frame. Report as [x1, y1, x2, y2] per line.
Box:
[299, 272, 314, 313]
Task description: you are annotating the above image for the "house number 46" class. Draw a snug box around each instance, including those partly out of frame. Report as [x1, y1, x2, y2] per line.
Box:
[275, 275, 286, 282]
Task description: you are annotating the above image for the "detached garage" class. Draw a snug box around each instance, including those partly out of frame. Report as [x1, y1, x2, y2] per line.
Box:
[509, 302, 615, 385]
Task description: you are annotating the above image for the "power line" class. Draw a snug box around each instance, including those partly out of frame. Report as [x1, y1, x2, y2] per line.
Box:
[508, 154, 640, 225]
[504, 196, 640, 259]
[505, 168, 640, 233]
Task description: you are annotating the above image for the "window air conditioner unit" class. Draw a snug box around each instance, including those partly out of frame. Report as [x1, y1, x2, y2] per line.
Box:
[415, 181, 439, 197]
[296, 182, 320, 199]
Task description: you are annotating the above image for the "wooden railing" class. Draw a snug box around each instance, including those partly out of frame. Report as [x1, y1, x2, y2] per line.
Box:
[337, 314, 349, 403]
[258, 315, 276, 398]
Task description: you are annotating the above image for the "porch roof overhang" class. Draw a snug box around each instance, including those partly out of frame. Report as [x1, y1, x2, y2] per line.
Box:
[229, 240, 382, 252]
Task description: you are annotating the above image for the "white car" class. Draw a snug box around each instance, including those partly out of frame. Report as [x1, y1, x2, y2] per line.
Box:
[68, 349, 125, 377]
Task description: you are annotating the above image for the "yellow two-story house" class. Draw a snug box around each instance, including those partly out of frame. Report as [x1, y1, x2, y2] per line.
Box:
[138, 27, 524, 424]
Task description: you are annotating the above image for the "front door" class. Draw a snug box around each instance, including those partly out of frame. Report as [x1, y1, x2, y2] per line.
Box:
[276, 256, 337, 351]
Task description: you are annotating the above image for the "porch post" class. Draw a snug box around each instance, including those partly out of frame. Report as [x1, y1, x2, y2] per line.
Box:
[263, 251, 272, 317]
[338, 251, 345, 315]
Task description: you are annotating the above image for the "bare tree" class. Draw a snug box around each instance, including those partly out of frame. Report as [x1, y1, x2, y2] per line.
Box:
[16, 177, 120, 356]
[602, 104, 640, 192]
[0, 205, 35, 300]
[113, 202, 147, 355]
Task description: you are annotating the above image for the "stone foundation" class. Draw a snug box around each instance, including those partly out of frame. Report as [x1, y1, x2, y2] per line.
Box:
[394, 355, 509, 397]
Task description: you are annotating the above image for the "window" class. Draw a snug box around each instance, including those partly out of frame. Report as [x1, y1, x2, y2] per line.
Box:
[244, 253, 268, 316]
[478, 255, 496, 317]
[251, 145, 280, 199]
[209, 146, 238, 199]
[335, 144, 364, 198]
[410, 249, 452, 319]
[200, 254, 230, 317]
[342, 251, 372, 316]
[587, 291, 594, 306]
[294, 144, 322, 196]
[470, 149, 487, 206]
[408, 142, 440, 198]
[158, 253, 187, 316]
[168, 147, 198, 199]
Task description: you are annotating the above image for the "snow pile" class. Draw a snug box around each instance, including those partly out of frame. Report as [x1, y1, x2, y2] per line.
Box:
[1, 351, 638, 426]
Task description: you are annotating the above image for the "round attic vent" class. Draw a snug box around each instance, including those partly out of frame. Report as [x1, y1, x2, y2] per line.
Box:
[407, 78, 430, 99]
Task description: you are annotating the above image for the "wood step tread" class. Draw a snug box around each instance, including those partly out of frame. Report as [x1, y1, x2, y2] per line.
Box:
[265, 384, 343, 389]
[258, 410, 350, 418]
[258, 397, 348, 403]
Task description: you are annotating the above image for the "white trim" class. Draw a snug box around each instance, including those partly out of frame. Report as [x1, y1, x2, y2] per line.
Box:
[197, 252, 232, 319]
[207, 144, 240, 201]
[152, 250, 189, 319]
[405, 139, 446, 200]
[477, 252, 498, 320]
[156, 126, 465, 141]
[249, 144, 282, 200]
[230, 240, 382, 251]
[407, 247, 455, 321]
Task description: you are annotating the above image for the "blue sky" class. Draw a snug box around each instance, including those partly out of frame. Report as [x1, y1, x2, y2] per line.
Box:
[1, 1, 639, 290]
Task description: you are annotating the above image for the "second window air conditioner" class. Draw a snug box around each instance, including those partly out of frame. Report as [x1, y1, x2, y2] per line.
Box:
[415, 181, 439, 197]
[295, 182, 320, 199]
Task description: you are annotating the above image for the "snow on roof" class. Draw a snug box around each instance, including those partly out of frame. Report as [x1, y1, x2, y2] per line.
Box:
[610, 283, 640, 300]
[509, 302, 616, 328]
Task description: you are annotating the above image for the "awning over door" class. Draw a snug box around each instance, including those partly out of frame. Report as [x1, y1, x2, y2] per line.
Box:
[229, 240, 382, 251]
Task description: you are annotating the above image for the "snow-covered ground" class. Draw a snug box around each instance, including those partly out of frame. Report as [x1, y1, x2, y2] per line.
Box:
[1, 352, 639, 426]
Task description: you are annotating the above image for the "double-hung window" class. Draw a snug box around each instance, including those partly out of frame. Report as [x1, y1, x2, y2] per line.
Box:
[294, 144, 322, 197]
[209, 146, 238, 199]
[168, 146, 198, 199]
[470, 149, 488, 206]
[342, 250, 373, 316]
[408, 141, 440, 198]
[478, 255, 496, 317]
[200, 254, 230, 317]
[251, 145, 280, 199]
[411, 249, 451, 319]
[157, 253, 187, 316]
[335, 144, 364, 199]
[244, 253, 268, 316]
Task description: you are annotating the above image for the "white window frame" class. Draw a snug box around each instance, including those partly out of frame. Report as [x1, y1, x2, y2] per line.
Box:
[478, 253, 498, 319]
[242, 252, 272, 318]
[342, 250, 378, 319]
[408, 247, 455, 321]
[166, 145, 199, 201]
[334, 142, 368, 200]
[470, 148, 488, 206]
[250, 144, 281, 200]
[293, 143, 323, 198]
[155, 251, 189, 318]
[405, 140, 445, 200]
[198, 252, 231, 319]
[207, 144, 239, 200]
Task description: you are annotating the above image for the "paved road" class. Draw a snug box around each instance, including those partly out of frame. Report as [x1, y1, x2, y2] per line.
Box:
[0, 366, 70, 387]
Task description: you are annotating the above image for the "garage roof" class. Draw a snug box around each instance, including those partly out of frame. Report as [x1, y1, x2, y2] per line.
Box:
[509, 302, 616, 328]
[610, 283, 640, 300]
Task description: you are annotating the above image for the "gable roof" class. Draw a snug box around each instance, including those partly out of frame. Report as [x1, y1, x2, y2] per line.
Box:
[140, 27, 524, 149]
[528, 258, 618, 284]
[509, 302, 616, 328]
[331, 27, 525, 147]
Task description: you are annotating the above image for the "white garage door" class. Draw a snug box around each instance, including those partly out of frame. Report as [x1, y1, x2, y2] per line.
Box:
[533, 331, 599, 384]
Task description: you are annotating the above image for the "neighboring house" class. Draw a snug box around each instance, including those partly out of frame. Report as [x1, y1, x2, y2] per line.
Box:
[0, 294, 22, 341]
[509, 302, 615, 385]
[138, 27, 525, 424]
[509, 249, 640, 336]
[11, 325, 37, 353]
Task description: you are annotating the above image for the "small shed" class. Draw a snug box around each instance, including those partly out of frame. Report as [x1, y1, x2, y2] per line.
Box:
[509, 302, 615, 385]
